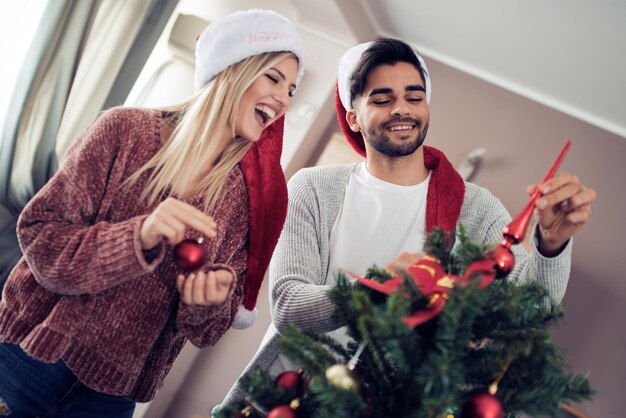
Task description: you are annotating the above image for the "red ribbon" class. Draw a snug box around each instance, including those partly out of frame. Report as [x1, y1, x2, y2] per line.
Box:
[347, 256, 496, 329]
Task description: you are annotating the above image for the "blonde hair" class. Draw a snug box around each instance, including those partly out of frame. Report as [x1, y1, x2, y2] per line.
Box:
[126, 51, 296, 212]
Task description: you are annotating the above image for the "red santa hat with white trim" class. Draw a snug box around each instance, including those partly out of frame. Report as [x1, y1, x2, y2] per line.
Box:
[334, 40, 465, 239]
[335, 40, 431, 157]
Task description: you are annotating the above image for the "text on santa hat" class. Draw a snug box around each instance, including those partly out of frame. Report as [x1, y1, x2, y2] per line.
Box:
[248, 32, 281, 43]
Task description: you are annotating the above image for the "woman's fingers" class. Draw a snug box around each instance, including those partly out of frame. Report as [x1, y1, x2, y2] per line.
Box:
[192, 272, 207, 305]
[178, 269, 234, 306]
[150, 211, 188, 245]
[140, 197, 218, 249]
[182, 272, 196, 304]
[203, 271, 219, 303]
[166, 198, 217, 238]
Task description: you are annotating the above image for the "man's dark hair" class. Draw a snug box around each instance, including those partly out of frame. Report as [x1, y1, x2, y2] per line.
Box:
[350, 38, 427, 105]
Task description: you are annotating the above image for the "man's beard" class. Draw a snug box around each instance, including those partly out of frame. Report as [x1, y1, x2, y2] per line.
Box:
[366, 119, 429, 157]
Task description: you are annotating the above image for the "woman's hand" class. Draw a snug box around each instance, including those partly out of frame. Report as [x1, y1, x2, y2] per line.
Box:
[140, 197, 217, 250]
[176, 269, 234, 306]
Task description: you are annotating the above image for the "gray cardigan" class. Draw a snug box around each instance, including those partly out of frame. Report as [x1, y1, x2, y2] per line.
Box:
[220, 163, 571, 407]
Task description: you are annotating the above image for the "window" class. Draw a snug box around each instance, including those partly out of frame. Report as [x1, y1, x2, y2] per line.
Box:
[0, 0, 48, 147]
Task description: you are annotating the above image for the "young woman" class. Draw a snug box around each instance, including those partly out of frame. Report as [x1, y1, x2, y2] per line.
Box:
[0, 9, 304, 417]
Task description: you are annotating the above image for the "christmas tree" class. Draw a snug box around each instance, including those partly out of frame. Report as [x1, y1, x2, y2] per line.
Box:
[215, 227, 593, 418]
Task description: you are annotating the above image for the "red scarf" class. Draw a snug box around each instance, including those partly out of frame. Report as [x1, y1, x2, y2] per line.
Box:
[335, 84, 465, 234]
[239, 117, 288, 311]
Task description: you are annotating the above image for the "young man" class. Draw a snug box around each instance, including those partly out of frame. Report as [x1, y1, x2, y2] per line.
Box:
[219, 38, 596, 407]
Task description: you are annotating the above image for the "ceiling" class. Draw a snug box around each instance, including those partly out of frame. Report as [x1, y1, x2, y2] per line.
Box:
[292, 0, 626, 139]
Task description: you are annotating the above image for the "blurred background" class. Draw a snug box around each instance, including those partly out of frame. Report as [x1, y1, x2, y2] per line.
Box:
[0, 1, 624, 417]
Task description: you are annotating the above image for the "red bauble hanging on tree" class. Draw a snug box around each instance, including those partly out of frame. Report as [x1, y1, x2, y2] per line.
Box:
[460, 392, 505, 418]
[173, 237, 206, 271]
[266, 405, 296, 418]
[275, 370, 304, 392]
[488, 243, 516, 278]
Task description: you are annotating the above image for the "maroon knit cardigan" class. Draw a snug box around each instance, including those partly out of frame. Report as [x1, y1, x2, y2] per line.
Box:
[0, 107, 287, 401]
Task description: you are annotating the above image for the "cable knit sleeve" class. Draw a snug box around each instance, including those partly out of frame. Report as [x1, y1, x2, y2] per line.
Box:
[459, 183, 571, 305]
[269, 169, 339, 334]
[16, 108, 164, 295]
[176, 169, 249, 347]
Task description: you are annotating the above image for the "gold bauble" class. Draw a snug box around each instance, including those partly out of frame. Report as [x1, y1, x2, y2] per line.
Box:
[325, 364, 359, 391]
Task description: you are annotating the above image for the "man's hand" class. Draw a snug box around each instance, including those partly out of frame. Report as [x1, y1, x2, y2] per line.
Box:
[385, 251, 424, 276]
[529, 172, 596, 256]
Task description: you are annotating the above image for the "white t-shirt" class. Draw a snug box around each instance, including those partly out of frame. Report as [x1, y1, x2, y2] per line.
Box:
[270, 162, 431, 374]
[326, 162, 430, 284]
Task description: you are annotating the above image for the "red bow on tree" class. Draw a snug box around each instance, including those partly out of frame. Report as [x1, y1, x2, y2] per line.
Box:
[347, 256, 496, 329]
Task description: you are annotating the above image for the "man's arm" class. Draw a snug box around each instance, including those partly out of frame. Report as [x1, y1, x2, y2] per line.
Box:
[461, 183, 572, 305]
[269, 169, 342, 334]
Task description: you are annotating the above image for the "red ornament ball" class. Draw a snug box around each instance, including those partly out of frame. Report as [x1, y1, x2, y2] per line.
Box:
[267, 405, 296, 418]
[461, 392, 505, 418]
[275, 370, 304, 391]
[173, 238, 206, 271]
[491, 244, 515, 278]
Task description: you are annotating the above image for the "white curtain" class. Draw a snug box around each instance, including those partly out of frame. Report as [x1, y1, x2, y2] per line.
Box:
[0, 0, 178, 288]
[54, 0, 155, 159]
[0, 0, 99, 285]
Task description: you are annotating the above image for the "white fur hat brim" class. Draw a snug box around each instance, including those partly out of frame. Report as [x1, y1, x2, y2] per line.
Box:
[194, 9, 305, 91]
[337, 41, 431, 110]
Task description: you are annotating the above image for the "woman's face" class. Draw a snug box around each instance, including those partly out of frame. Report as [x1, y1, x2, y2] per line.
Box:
[235, 56, 299, 142]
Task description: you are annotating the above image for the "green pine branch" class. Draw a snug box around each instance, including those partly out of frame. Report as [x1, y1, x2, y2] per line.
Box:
[219, 227, 593, 418]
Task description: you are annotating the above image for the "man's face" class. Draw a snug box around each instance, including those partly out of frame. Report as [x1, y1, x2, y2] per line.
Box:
[348, 62, 430, 157]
